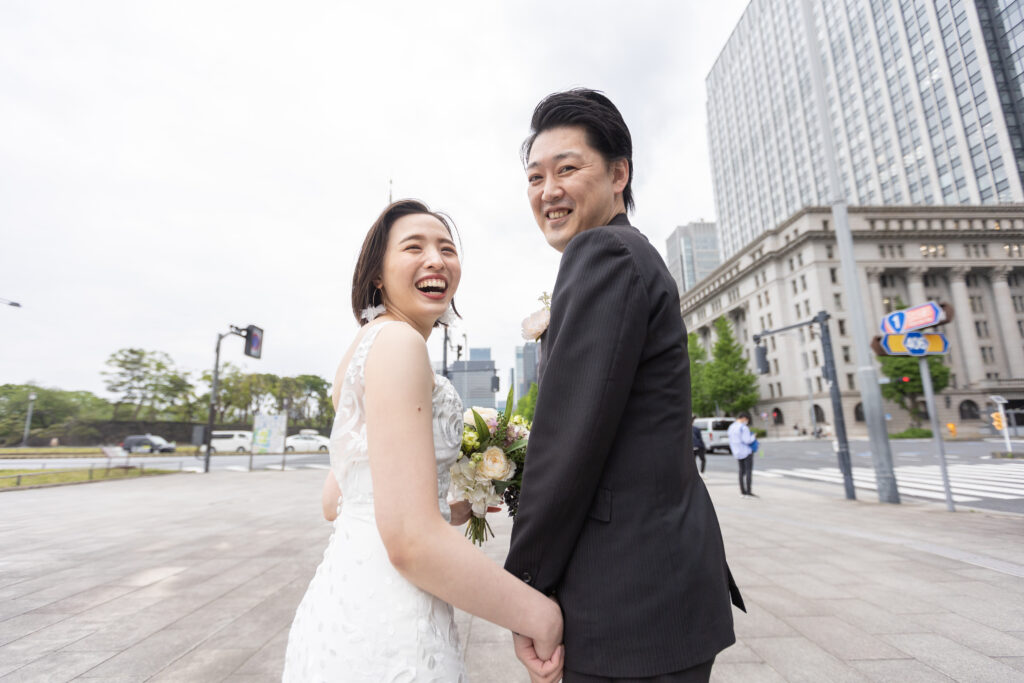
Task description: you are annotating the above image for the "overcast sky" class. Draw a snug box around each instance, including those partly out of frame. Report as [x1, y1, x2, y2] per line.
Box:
[1, 0, 750, 403]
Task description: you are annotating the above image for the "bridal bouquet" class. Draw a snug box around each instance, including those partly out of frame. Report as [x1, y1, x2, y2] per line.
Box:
[450, 386, 530, 545]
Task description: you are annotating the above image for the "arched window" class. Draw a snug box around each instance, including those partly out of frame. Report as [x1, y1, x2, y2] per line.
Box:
[813, 404, 826, 423]
[772, 407, 784, 425]
[855, 403, 865, 422]
[959, 400, 980, 420]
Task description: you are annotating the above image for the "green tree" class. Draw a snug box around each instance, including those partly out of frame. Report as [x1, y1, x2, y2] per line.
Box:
[515, 383, 538, 422]
[102, 348, 176, 419]
[879, 355, 950, 427]
[687, 333, 715, 416]
[0, 385, 113, 445]
[706, 317, 759, 415]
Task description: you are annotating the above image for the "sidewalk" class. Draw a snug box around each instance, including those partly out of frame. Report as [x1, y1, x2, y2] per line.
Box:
[0, 469, 1022, 682]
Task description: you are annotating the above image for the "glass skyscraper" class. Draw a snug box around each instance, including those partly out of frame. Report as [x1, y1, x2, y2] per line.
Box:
[665, 221, 721, 294]
[707, 0, 1024, 260]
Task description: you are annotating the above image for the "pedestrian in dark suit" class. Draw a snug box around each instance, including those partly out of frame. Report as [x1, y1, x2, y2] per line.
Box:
[692, 417, 707, 474]
[504, 89, 744, 683]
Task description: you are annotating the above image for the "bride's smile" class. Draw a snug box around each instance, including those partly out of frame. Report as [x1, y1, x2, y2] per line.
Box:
[377, 213, 461, 338]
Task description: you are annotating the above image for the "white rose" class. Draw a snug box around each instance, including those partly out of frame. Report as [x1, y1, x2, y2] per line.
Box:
[478, 446, 516, 481]
[521, 308, 550, 341]
[463, 407, 498, 426]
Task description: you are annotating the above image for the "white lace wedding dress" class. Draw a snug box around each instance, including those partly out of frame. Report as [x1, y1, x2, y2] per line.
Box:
[283, 321, 467, 682]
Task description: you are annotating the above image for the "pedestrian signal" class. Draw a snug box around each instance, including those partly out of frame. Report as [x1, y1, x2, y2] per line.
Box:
[992, 412, 1005, 431]
[755, 345, 770, 374]
[901, 376, 910, 383]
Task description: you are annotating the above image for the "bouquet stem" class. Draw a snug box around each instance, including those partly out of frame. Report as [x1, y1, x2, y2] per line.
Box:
[465, 515, 494, 546]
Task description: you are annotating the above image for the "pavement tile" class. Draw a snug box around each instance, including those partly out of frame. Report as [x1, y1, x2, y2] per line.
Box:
[818, 599, 923, 635]
[997, 656, 1024, 672]
[115, 565, 188, 587]
[881, 632, 1024, 682]
[733, 602, 797, 639]
[463, 638, 529, 682]
[29, 583, 139, 615]
[714, 641, 762, 663]
[232, 624, 290, 677]
[910, 612, 1024, 657]
[764, 572, 853, 600]
[75, 627, 206, 680]
[739, 585, 831, 617]
[149, 646, 258, 682]
[848, 658, 953, 682]
[0, 610, 71, 647]
[784, 615, 909, 660]
[845, 583, 946, 615]
[709, 662, 787, 682]
[0, 649, 116, 683]
[942, 593, 1024, 631]
[202, 579, 307, 650]
[744, 636, 869, 682]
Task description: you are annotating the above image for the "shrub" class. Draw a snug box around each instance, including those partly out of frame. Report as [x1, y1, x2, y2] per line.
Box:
[890, 427, 932, 439]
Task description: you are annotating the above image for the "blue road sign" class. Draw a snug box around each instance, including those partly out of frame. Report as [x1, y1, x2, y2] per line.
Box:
[880, 301, 945, 334]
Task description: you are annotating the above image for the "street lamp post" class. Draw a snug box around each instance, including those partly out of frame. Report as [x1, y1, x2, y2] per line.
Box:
[799, 0, 899, 503]
[22, 392, 37, 447]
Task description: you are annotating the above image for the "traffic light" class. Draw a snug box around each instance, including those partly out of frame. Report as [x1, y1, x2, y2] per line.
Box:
[490, 375, 500, 392]
[755, 345, 770, 374]
[244, 325, 263, 359]
[992, 411, 1005, 431]
[901, 376, 910, 383]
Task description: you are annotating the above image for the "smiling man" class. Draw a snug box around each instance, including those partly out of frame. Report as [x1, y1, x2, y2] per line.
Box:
[504, 89, 744, 683]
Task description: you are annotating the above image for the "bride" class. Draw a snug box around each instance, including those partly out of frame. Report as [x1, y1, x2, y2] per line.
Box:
[282, 200, 564, 682]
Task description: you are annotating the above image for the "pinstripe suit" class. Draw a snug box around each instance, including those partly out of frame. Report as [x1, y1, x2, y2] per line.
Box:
[505, 215, 744, 680]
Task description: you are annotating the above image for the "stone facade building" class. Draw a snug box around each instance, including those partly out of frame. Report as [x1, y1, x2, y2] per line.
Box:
[681, 205, 1024, 436]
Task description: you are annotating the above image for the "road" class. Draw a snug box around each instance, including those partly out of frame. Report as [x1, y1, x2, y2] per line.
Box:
[702, 437, 1024, 514]
[0, 451, 331, 474]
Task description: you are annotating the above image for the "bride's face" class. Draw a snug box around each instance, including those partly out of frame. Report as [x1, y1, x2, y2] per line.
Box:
[377, 213, 461, 331]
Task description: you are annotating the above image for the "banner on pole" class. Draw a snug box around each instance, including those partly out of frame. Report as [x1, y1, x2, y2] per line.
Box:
[252, 414, 287, 454]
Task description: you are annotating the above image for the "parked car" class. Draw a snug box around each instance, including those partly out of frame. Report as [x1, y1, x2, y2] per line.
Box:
[285, 430, 330, 452]
[201, 430, 254, 454]
[692, 417, 735, 454]
[121, 434, 176, 453]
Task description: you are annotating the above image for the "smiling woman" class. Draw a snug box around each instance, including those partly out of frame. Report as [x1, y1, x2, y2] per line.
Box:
[283, 199, 565, 682]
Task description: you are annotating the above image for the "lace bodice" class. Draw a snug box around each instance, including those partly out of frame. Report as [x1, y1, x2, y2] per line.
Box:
[329, 321, 464, 521]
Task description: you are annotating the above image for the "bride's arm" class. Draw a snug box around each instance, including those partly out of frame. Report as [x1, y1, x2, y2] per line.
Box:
[365, 324, 562, 658]
[321, 470, 341, 521]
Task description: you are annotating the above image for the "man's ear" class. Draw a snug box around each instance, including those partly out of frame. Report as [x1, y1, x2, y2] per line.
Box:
[610, 158, 630, 194]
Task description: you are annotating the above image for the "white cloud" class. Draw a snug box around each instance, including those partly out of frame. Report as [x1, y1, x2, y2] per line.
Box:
[0, 0, 749, 399]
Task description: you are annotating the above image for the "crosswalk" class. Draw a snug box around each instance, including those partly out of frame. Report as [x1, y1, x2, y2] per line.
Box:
[761, 463, 1024, 503]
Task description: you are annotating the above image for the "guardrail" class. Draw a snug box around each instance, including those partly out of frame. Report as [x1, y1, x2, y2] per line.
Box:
[0, 458, 188, 488]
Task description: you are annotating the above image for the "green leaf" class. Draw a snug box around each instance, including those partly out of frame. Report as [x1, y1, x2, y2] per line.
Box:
[505, 438, 528, 453]
[498, 385, 515, 433]
[472, 409, 491, 446]
[492, 479, 512, 494]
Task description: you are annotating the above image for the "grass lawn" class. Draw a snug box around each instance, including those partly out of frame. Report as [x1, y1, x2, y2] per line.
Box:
[0, 466, 178, 488]
[0, 445, 200, 458]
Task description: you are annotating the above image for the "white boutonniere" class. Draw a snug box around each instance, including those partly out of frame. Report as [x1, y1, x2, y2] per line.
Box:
[521, 292, 551, 341]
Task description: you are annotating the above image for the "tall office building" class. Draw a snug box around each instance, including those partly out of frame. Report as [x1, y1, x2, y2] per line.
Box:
[665, 221, 721, 293]
[515, 343, 540, 402]
[707, 0, 1024, 260]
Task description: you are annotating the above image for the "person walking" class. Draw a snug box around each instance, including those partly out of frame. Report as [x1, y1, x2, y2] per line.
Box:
[727, 413, 757, 498]
[692, 416, 707, 474]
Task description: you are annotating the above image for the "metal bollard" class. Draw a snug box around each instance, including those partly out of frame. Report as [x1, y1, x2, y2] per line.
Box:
[89, 464, 94, 481]
[16, 474, 21, 486]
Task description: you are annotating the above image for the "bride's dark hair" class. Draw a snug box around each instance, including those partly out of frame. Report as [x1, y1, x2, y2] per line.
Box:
[351, 199, 462, 326]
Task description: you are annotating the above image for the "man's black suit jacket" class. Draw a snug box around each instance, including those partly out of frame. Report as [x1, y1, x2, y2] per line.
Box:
[505, 215, 743, 678]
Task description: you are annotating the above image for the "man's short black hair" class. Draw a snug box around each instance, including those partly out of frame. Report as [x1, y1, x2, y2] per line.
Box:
[522, 88, 635, 213]
[737, 412, 752, 421]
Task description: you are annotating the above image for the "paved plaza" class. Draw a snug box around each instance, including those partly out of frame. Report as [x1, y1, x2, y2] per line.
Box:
[1, 465, 1023, 681]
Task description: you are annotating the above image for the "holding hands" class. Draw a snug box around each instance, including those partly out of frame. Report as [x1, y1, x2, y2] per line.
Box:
[513, 597, 564, 683]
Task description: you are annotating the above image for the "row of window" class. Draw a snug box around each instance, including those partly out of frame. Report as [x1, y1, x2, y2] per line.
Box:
[877, 242, 1023, 258]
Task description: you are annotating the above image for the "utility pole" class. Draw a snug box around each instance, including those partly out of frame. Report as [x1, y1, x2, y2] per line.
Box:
[204, 325, 262, 473]
[799, 0, 898, 503]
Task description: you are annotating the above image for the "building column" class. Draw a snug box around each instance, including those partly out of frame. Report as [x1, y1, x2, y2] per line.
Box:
[907, 266, 927, 305]
[948, 266, 985, 387]
[866, 267, 885, 330]
[990, 266, 1024, 377]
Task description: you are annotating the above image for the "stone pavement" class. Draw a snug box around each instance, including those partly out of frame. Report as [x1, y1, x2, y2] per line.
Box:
[1, 468, 1022, 682]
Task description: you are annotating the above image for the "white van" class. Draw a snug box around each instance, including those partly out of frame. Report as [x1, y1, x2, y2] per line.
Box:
[692, 418, 735, 453]
[205, 430, 253, 454]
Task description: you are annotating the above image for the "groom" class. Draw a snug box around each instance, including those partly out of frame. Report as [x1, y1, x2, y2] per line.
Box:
[505, 89, 744, 682]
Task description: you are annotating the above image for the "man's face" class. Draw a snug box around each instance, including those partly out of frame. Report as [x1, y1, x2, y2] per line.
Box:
[525, 126, 628, 252]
